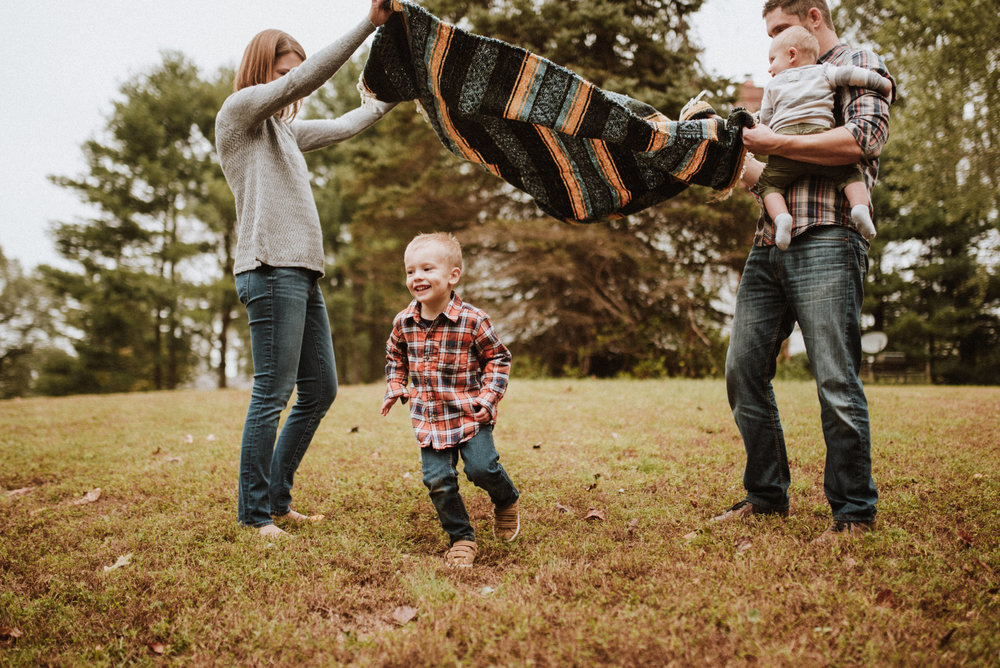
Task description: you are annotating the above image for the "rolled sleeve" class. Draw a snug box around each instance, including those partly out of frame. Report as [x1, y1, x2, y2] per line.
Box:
[840, 49, 894, 161]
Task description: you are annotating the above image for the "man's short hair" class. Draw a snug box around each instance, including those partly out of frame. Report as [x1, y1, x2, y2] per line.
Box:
[762, 0, 835, 30]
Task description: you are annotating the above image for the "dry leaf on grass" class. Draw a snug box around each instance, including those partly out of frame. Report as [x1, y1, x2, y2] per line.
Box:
[165, 457, 182, 464]
[5, 487, 34, 498]
[103, 552, 133, 573]
[683, 531, 699, 541]
[583, 508, 606, 522]
[532, 442, 542, 449]
[735, 538, 753, 554]
[957, 529, 974, 547]
[555, 502, 573, 514]
[0, 627, 24, 646]
[391, 605, 417, 625]
[147, 641, 166, 655]
[480, 586, 495, 595]
[184, 434, 193, 444]
[70, 488, 101, 505]
[627, 518, 640, 535]
[875, 588, 898, 608]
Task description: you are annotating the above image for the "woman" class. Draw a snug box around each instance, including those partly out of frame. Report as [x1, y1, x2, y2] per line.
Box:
[216, 0, 394, 536]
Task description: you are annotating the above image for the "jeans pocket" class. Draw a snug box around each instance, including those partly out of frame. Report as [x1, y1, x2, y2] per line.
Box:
[235, 272, 250, 306]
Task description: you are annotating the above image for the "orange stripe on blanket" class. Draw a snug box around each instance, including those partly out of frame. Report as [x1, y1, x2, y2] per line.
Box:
[537, 127, 588, 221]
[504, 55, 542, 121]
[672, 142, 709, 181]
[428, 23, 500, 174]
[558, 81, 593, 137]
[591, 140, 632, 209]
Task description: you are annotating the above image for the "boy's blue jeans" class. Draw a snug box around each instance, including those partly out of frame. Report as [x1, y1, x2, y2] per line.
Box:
[235, 266, 338, 527]
[420, 425, 519, 545]
[725, 225, 878, 522]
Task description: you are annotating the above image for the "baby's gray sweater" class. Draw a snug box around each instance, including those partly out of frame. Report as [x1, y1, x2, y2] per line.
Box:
[216, 18, 393, 276]
[760, 61, 892, 133]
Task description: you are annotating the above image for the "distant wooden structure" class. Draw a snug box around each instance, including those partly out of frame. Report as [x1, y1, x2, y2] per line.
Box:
[737, 78, 764, 113]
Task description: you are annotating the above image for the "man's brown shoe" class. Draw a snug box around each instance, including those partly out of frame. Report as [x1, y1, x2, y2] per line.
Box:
[710, 500, 789, 523]
[813, 520, 875, 545]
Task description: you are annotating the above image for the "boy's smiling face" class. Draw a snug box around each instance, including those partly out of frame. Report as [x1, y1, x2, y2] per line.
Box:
[404, 241, 462, 317]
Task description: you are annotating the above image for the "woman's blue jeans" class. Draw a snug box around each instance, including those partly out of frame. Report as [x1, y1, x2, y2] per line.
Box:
[725, 226, 877, 522]
[235, 266, 337, 527]
[420, 425, 519, 545]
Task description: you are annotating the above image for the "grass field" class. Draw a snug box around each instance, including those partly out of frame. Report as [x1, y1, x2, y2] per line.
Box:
[1, 379, 998, 665]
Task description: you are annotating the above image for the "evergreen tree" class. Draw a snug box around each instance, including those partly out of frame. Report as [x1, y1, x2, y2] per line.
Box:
[44, 54, 225, 393]
[837, 0, 1000, 383]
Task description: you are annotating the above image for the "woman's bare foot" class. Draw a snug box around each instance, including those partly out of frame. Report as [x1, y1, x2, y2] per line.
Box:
[258, 524, 289, 538]
[273, 509, 325, 523]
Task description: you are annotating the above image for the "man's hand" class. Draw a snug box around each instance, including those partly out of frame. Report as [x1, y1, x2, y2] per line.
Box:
[380, 395, 397, 416]
[742, 124, 784, 157]
[472, 406, 491, 423]
[369, 0, 394, 27]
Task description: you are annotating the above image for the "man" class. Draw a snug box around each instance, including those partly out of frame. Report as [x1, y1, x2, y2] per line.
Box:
[715, 0, 894, 542]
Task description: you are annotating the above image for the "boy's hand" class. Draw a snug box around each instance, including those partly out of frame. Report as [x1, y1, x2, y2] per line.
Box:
[381, 395, 397, 416]
[472, 406, 491, 423]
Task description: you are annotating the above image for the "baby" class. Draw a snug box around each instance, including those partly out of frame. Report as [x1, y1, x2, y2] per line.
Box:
[758, 25, 894, 249]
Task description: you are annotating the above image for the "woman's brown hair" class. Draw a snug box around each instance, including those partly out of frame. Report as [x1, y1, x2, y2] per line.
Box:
[234, 29, 307, 121]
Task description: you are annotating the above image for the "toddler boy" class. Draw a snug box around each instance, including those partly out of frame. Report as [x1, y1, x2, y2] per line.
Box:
[381, 233, 521, 567]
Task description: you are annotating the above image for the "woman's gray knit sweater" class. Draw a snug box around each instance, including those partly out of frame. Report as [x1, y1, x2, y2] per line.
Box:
[216, 18, 393, 276]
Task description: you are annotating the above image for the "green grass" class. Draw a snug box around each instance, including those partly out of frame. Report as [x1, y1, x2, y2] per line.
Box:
[1, 379, 998, 665]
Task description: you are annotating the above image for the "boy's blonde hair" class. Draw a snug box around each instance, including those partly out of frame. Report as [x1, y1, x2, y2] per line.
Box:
[773, 25, 820, 64]
[406, 232, 463, 270]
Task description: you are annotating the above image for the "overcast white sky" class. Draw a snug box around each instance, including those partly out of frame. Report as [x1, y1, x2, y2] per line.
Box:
[1, 0, 771, 269]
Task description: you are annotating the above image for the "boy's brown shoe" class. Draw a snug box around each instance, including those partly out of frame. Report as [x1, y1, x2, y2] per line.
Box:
[445, 540, 477, 568]
[494, 500, 521, 542]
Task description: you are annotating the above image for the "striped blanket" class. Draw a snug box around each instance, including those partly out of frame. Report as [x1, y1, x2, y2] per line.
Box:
[361, 0, 753, 224]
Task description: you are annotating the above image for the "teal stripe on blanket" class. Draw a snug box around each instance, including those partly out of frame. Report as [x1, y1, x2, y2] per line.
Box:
[361, 0, 753, 224]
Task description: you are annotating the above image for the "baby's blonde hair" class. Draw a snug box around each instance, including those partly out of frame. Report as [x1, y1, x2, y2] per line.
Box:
[773, 25, 820, 64]
[406, 232, 463, 270]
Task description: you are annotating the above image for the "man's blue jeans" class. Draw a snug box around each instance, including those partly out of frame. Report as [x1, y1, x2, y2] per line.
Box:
[420, 425, 519, 545]
[235, 266, 337, 527]
[725, 226, 877, 521]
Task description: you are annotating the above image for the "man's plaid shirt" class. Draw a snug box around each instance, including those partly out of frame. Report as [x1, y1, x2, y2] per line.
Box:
[384, 293, 511, 450]
[753, 43, 895, 246]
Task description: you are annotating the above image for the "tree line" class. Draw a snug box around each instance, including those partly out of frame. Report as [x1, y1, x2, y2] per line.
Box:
[1, 0, 997, 398]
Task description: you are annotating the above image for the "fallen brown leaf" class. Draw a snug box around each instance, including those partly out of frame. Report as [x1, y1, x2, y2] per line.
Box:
[70, 488, 101, 505]
[147, 641, 166, 655]
[875, 588, 898, 608]
[103, 552, 133, 573]
[5, 487, 34, 498]
[555, 502, 573, 514]
[627, 518, 639, 535]
[682, 531, 698, 541]
[735, 538, 753, 554]
[0, 626, 24, 646]
[957, 529, 974, 547]
[583, 508, 606, 522]
[391, 605, 418, 625]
